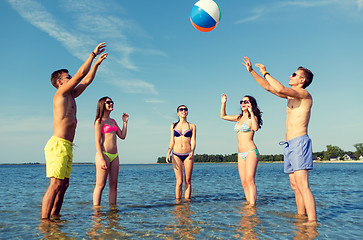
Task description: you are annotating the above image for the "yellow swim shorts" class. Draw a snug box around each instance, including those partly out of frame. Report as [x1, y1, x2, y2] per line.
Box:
[44, 136, 73, 179]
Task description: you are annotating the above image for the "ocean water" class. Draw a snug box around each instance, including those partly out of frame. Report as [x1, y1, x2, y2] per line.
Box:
[0, 162, 362, 239]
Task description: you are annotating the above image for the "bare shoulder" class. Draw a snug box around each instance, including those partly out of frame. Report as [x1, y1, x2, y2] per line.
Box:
[190, 123, 196, 129]
[296, 87, 312, 100]
[94, 119, 102, 126]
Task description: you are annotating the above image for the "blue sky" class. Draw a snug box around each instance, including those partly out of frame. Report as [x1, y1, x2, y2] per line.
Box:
[1, 0, 362, 164]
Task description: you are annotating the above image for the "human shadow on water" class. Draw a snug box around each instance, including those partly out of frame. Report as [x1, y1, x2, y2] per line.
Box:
[86, 205, 129, 239]
[235, 203, 260, 240]
[264, 210, 319, 239]
[39, 219, 75, 240]
[292, 217, 319, 240]
[163, 199, 200, 240]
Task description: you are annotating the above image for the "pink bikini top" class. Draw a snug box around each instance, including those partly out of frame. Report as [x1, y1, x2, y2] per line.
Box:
[101, 119, 117, 134]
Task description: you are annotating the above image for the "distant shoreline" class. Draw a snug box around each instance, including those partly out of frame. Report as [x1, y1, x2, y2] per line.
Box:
[1, 160, 363, 165]
[315, 160, 363, 163]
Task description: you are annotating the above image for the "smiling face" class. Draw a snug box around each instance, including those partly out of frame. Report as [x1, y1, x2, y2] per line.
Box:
[104, 98, 114, 112]
[177, 105, 188, 118]
[240, 97, 250, 111]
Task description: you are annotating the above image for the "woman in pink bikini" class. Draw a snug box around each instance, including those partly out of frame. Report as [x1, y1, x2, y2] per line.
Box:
[220, 94, 262, 206]
[166, 105, 196, 200]
[93, 96, 129, 206]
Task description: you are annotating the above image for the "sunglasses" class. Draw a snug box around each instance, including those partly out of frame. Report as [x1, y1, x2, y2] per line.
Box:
[240, 100, 249, 104]
[292, 72, 304, 78]
[105, 100, 114, 105]
[179, 107, 188, 112]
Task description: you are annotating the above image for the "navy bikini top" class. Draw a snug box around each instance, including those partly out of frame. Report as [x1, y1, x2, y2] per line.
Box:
[174, 123, 192, 138]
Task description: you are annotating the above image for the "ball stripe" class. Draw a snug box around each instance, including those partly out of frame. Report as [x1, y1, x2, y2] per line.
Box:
[190, 6, 217, 28]
[194, 0, 220, 22]
[190, 19, 216, 32]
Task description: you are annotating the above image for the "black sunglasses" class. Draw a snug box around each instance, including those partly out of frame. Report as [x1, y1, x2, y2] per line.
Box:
[105, 100, 114, 105]
[292, 72, 304, 78]
[240, 100, 249, 104]
[179, 107, 188, 112]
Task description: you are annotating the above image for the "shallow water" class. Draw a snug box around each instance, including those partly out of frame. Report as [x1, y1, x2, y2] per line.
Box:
[0, 163, 362, 239]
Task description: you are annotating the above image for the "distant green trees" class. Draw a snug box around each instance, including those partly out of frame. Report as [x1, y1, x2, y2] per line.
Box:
[316, 143, 363, 160]
[157, 143, 363, 163]
[354, 143, 363, 158]
[323, 145, 344, 160]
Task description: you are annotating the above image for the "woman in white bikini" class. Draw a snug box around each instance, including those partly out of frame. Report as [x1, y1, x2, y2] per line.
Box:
[93, 96, 129, 206]
[220, 94, 262, 206]
[166, 105, 196, 200]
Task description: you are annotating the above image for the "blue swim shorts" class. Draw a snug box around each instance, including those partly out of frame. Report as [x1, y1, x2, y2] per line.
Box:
[283, 135, 313, 174]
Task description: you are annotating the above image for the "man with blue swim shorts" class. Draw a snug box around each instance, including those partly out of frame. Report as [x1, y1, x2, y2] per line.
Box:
[243, 57, 317, 224]
[41, 43, 108, 220]
[283, 135, 313, 174]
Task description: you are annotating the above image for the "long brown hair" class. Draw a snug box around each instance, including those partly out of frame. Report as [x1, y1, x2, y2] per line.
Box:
[95, 96, 111, 124]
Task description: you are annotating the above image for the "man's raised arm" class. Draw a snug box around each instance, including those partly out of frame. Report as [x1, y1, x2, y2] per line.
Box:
[242, 57, 288, 99]
[74, 52, 108, 98]
[57, 42, 106, 96]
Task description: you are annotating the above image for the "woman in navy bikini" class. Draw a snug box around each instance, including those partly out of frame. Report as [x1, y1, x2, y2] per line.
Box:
[166, 105, 196, 200]
[220, 94, 262, 206]
[93, 96, 129, 206]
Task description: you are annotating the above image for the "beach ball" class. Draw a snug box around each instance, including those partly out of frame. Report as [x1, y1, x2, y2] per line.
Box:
[190, 0, 221, 32]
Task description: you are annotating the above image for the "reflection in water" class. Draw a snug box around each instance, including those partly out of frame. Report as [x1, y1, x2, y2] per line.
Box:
[235, 203, 260, 240]
[39, 219, 76, 240]
[164, 200, 200, 239]
[292, 217, 319, 240]
[87, 205, 129, 239]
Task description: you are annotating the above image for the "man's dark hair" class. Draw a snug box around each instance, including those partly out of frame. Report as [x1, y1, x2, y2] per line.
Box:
[50, 69, 68, 88]
[298, 66, 313, 89]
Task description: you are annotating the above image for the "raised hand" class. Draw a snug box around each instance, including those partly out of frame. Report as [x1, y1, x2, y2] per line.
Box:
[93, 42, 107, 56]
[95, 53, 108, 66]
[255, 63, 267, 75]
[122, 113, 129, 123]
[221, 93, 227, 104]
[242, 57, 253, 72]
[247, 102, 253, 114]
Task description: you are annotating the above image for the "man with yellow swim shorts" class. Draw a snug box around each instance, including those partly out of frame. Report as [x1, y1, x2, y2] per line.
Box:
[41, 43, 108, 220]
[44, 136, 73, 179]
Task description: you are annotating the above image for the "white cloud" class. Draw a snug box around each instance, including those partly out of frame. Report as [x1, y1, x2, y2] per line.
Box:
[6, 0, 93, 58]
[278, 0, 331, 8]
[235, 8, 264, 24]
[109, 79, 158, 95]
[5, 0, 162, 71]
[358, 0, 363, 10]
[235, 0, 362, 24]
